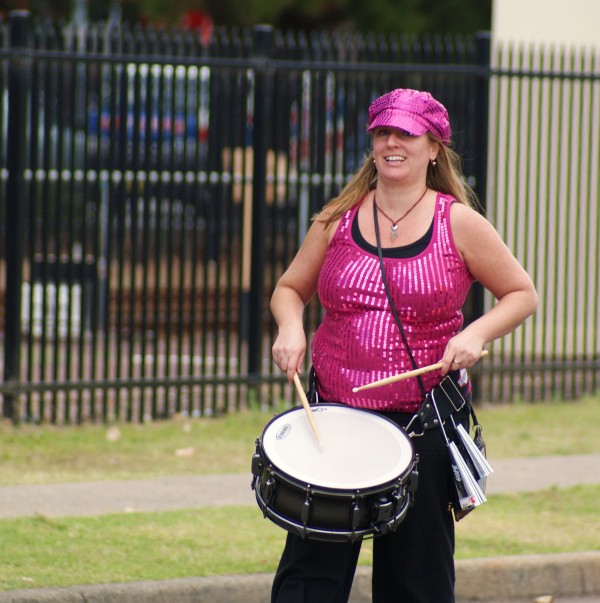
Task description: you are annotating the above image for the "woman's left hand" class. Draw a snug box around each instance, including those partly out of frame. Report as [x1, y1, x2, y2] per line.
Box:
[439, 202, 538, 377]
[440, 333, 486, 376]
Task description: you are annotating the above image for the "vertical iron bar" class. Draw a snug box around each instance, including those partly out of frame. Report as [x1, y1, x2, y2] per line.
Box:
[468, 31, 490, 402]
[175, 62, 188, 415]
[587, 51, 599, 392]
[188, 64, 204, 416]
[247, 25, 273, 379]
[139, 40, 154, 419]
[124, 31, 139, 419]
[115, 34, 129, 420]
[528, 45, 543, 401]
[567, 53, 582, 398]
[539, 46, 554, 399]
[39, 25, 57, 422]
[25, 22, 41, 421]
[75, 28, 89, 422]
[88, 28, 103, 422]
[51, 28, 66, 423]
[3, 11, 31, 423]
[509, 46, 524, 400]
[551, 49, 568, 396]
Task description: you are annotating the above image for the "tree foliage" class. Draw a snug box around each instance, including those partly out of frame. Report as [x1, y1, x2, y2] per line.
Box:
[0, 0, 491, 34]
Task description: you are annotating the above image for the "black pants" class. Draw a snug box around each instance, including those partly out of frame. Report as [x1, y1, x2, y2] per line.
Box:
[271, 413, 461, 603]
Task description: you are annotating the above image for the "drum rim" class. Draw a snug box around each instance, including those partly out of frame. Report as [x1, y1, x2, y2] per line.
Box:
[261, 402, 414, 445]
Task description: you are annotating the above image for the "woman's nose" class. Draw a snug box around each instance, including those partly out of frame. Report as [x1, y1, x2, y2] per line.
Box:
[387, 131, 403, 145]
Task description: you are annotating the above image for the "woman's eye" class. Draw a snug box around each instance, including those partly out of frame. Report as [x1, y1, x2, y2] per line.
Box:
[375, 128, 415, 138]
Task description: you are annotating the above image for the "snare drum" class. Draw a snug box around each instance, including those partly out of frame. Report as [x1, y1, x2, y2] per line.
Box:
[251, 403, 418, 542]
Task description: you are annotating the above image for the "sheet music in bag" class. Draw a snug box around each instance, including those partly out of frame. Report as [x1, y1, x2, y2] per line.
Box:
[455, 423, 494, 478]
[428, 390, 487, 512]
[449, 441, 486, 509]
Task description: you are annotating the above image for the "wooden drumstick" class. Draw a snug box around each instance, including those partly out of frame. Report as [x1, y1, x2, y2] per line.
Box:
[293, 372, 323, 447]
[352, 350, 489, 392]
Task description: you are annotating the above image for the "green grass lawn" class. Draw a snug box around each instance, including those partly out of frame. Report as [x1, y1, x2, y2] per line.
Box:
[2, 396, 600, 486]
[1, 485, 599, 592]
[0, 396, 599, 591]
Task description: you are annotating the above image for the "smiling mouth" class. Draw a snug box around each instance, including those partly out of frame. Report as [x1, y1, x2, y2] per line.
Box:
[384, 155, 406, 162]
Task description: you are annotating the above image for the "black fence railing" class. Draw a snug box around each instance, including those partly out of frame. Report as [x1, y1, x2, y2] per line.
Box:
[0, 12, 598, 423]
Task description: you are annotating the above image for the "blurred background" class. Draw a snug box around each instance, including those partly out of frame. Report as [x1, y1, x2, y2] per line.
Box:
[0, 0, 597, 424]
[0, 0, 491, 34]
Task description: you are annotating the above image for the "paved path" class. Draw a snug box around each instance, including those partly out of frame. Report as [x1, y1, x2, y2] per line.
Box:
[1, 454, 599, 603]
[1, 453, 600, 518]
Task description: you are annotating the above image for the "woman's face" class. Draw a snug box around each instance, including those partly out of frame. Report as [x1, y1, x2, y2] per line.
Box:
[371, 127, 438, 184]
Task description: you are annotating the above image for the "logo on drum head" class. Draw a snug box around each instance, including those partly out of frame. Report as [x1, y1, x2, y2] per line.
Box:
[276, 424, 291, 439]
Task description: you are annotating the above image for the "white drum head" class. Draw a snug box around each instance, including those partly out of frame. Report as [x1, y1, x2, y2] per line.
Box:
[261, 404, 414, 490]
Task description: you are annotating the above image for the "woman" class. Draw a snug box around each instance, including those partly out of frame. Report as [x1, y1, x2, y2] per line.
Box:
[270, 88, 538, 602]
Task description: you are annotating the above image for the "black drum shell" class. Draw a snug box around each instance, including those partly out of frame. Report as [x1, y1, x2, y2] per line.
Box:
[251, 404, 418, 542]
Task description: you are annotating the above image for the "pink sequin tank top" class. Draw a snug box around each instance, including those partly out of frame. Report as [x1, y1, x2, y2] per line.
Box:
[311, 193, 473, 412]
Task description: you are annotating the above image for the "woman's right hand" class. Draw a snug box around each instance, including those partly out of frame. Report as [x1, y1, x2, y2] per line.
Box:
[270, 214, 333, 383]
[272, 325, 307, 383]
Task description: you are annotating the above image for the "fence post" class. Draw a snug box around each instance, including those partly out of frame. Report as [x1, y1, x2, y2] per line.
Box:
[470, 31, 491, 399]
[463, 32, 492, 328]
[471, 31, 491, 321]
[247, 25, 273, 380]
[474, 31, 491, 214]
[3, 11, 31, 422]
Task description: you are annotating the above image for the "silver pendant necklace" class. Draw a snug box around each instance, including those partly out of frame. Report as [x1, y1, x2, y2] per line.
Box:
[373, 188, 428, 240]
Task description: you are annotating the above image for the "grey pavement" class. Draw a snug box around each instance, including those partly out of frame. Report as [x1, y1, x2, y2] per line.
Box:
[2, 453, 600, 519]
[1, 454, 599, 602]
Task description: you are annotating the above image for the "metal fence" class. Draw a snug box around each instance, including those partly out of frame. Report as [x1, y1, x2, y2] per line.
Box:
[0, 12, 598, 423]
[485, 42, 600, 402]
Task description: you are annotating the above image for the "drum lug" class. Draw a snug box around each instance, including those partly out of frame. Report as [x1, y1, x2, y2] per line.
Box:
[373, 496, 393, 535]
[392, 486, 404, 513]
[409, 458, 420, 494]
[351, 499, 361, 531]
[251, 456, 262, 490]
[251, 452, 262, 475]
[264, 475, 277, 508]
[301, 491, 313, 526]
[250, 440, 263, 491]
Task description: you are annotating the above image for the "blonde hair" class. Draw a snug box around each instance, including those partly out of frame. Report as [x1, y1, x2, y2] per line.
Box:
[316, 134, 480, 227]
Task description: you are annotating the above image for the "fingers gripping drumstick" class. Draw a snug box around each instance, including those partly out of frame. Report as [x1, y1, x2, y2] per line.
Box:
[352, 350, 489, 393]
[293, 372, 323, 446]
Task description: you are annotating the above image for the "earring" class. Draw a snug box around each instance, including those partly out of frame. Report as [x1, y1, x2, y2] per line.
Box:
[430, 159, 437, 167]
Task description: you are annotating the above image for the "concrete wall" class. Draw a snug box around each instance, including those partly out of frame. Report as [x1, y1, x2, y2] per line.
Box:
[492, 0, 600, 48]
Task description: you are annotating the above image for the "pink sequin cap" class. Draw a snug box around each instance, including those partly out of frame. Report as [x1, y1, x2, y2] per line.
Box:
[366, 88, 451, 145]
